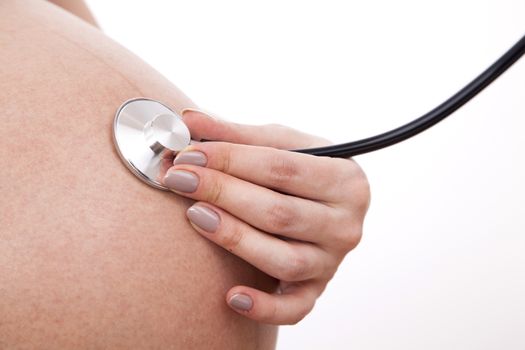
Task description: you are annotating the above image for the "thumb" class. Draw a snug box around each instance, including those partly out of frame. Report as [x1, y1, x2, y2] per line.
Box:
[181, 108, 331, 150]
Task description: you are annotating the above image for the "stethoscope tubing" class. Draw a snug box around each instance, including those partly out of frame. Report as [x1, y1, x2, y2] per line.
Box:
[293, 34, 525, 158]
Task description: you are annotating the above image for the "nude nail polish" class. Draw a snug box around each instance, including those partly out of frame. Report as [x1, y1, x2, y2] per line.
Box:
[187, 205, 219, 233]
[174, 151, 207, 166]
[163, 170, 198, 193]
[228, 294, 253, 312]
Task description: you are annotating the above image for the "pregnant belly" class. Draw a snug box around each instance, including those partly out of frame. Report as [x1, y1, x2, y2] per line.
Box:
[0, 1, 278, 349]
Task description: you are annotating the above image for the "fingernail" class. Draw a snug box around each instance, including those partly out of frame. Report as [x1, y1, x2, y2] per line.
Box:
[228, 294, 253, 312]
[181, 107, 227, 121]
[163, 170, 199, 193]
[174, 151, 207, 166]
[187, 205, 220, 233]
[181, 107, 214, 118]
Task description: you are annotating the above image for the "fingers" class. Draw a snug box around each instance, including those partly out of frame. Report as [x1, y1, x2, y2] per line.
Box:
[181, 109, 330, 149]
[186, 203, 334, 282]
[176, 141, 365, 202]
[175, 108, 370, 326]
[164, 165, 337, 243]
[225, 281, 321, 325]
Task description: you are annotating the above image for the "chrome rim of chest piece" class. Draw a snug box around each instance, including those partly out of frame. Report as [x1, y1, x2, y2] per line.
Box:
[113, 98, 191, 191]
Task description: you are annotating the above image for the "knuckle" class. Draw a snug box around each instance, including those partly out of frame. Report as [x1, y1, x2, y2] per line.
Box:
[220, 225, 244, 252]
[205, 178, 224, 204]
[353, 165, 371, 211]
[335, 159, 371, 208]
[334, 223, 363, 252]
[279, 250, 309, 281]
[217, 143, 232, 174]
[286, 300, 315, 325]
[286, 315, 304, 326]
[330, 159, 358, 194]
[333, 157, 355, 176]
[347, 227, 363, 250]
[268, 155, 299, 188]
[266, 200, 298, 233]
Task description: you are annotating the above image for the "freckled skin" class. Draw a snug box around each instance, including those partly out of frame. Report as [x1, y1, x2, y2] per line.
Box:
[0, 1, 278, 349]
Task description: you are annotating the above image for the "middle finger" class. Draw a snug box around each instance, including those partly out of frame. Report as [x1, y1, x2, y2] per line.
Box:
[175, 142, 359, 203]
[163, 164, 338, 244]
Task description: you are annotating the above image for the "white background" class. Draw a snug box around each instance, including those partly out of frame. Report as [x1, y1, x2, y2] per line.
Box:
[87, 1, 525, 349]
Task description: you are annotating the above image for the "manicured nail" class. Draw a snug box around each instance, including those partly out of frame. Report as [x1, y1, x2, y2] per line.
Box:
[228, 294, 253, 312]
[181, 108, 214, 119]
[163, 170, 198, 193]
[187, 205, 220, 233]
[181, 107, 227, 121]
[174, 151, 207, 166]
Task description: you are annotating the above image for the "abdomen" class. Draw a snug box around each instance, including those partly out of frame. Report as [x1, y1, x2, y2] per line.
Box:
[0, 1, 277, 348]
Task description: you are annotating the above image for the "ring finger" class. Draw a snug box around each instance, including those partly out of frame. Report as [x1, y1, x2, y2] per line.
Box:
[185, 202, 334, 282]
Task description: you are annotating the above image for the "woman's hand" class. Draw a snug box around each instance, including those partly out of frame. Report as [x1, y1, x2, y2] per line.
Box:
[162, 109, 371, 325]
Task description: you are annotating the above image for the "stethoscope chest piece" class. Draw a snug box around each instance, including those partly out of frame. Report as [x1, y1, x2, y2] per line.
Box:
[113, 98, 191, 190]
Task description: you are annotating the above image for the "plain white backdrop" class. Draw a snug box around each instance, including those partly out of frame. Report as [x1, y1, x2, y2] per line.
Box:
[86, 1, 525, 349]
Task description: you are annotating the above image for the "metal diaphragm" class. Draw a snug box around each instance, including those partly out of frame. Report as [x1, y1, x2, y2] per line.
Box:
[113, 98, 191, 190]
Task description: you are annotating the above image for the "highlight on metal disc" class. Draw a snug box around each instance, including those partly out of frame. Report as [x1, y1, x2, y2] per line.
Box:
[113, 98, 191, 190]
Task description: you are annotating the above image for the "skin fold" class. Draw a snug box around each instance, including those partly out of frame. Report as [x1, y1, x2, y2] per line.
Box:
[0, 0, 278, 348]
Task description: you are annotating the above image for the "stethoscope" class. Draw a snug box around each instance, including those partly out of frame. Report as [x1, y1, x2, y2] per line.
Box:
[113, 34, 525, 191]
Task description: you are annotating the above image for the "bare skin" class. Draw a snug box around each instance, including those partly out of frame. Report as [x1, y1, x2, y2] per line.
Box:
[164, 111, 370, 325]
[0, 1, 371, 347]
[0, 0, 278, 348]
[47, 0, 99, 27]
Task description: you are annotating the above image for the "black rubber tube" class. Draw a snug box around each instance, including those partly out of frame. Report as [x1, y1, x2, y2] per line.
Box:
[293, 34, 525, 158]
